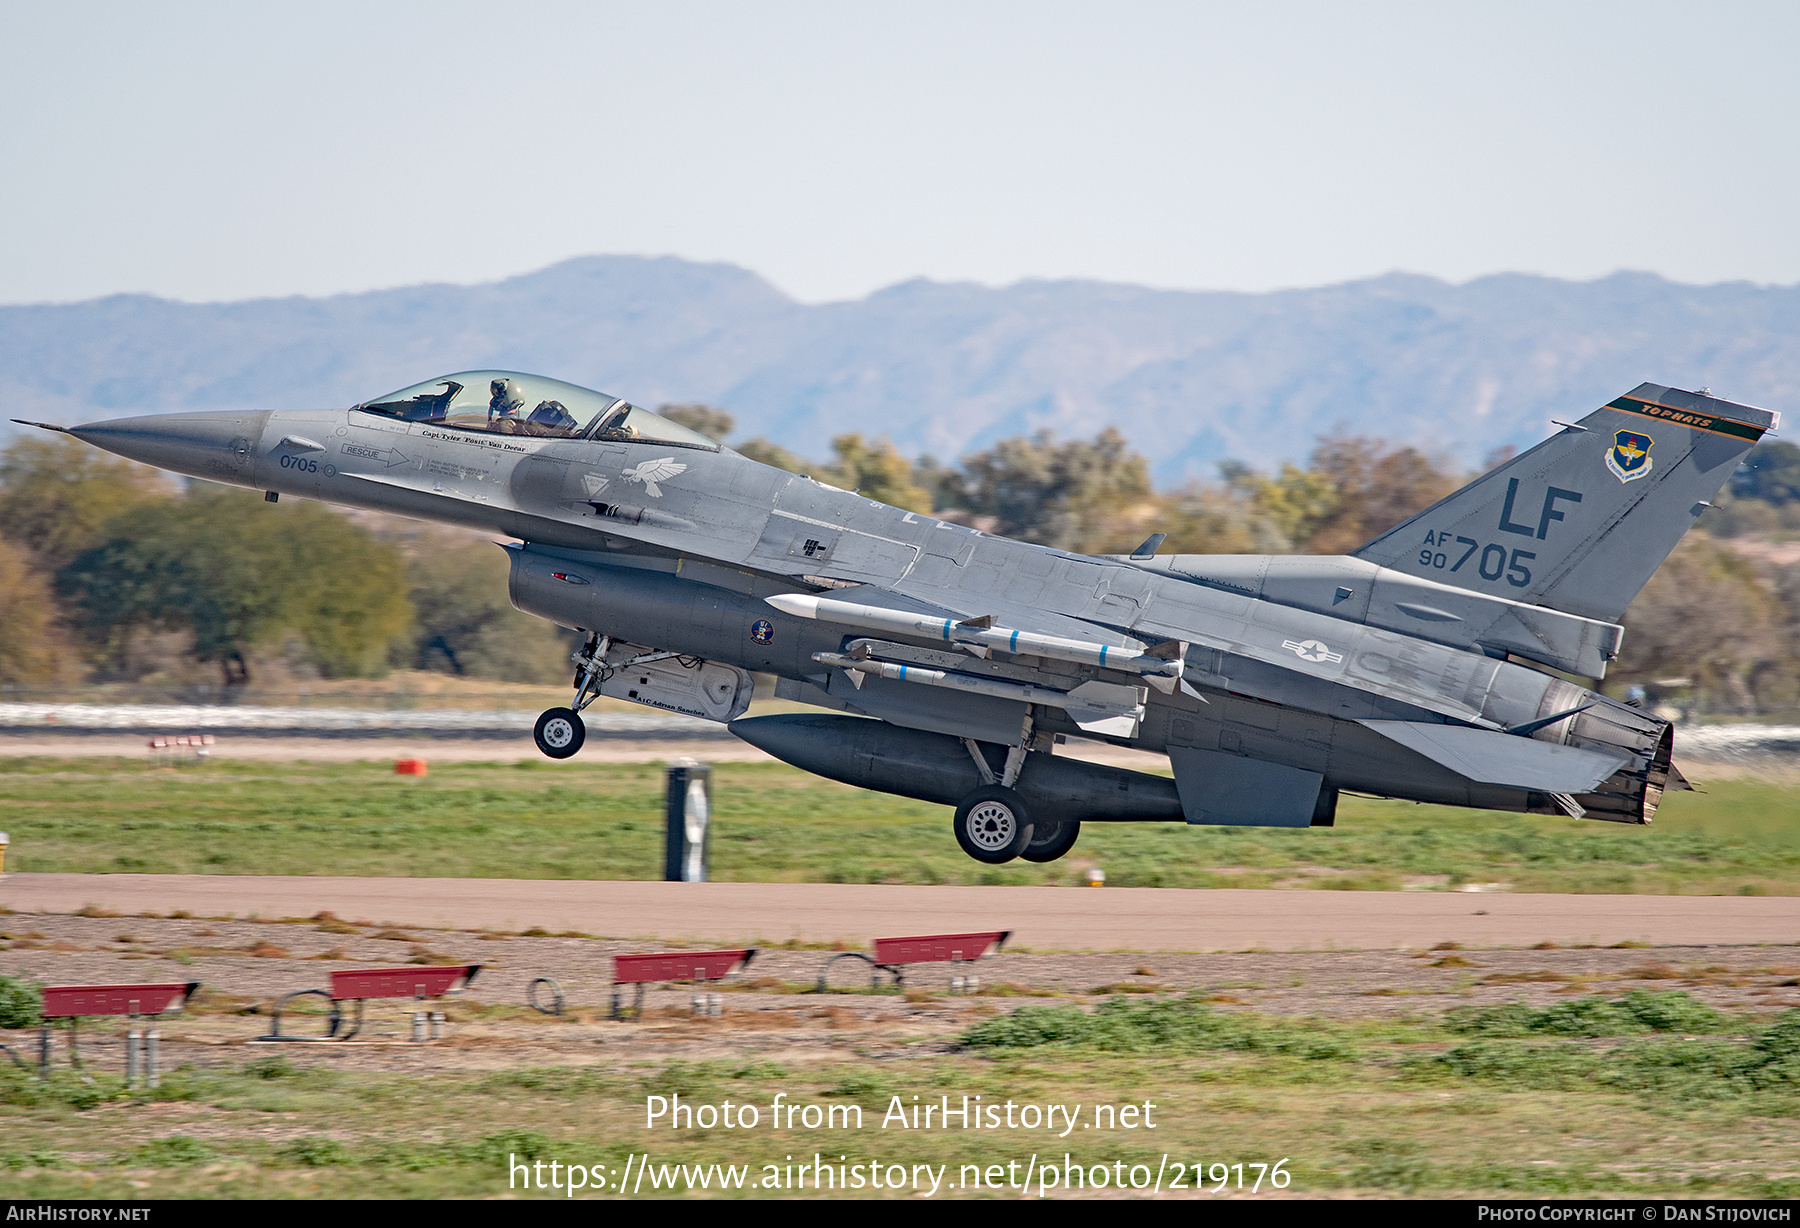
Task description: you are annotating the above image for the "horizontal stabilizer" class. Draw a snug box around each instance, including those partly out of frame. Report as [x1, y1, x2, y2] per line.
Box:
[1167, 747, 1331, 828]
[1359, 720, 1633, 794]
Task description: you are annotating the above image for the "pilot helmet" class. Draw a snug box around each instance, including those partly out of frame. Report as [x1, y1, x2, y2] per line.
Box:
[490, 378, 525, 416]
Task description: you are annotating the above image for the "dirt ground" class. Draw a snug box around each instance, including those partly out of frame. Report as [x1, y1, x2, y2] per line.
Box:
[2, 912, 1796, 1081]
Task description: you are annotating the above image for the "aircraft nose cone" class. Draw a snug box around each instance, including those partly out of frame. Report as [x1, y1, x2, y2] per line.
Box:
[68, 410, 272, 483]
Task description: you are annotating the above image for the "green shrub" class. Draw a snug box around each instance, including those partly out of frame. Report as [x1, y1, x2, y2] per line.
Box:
[962, 1004, 1100, 1049]
[1428, 1010, 1800, 1100]
[822, 1072, 896, 1106]
[1618, 990, 1727, 1034]
[458, 1129, 553, 1167]
[134, 1135, 214, 1166]
[281, 1136, 353, 1167]
[363, 1142, 448, 1171]
[1446, 991, 1723, 1039]
[1430, 1042, 1603, 1090]
[1444, 1002, 1539, 1037]
[242, 1055, 298, 1080]
[8, 1071, 128, 1110]
[1754, 1010, 1800, 1062]
[639, 1061, 723, 1099]
[1343, 1137, 1431, 1191]
[958, 995, 1354, 1058]
[0, 975, 42, 1030]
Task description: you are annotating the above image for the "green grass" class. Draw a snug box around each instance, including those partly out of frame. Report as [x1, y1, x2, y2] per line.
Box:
[0, 756, 1796, 893]
[0, 998, 1794, 1198]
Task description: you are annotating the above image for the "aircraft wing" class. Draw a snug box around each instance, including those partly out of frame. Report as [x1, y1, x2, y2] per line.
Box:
[1358, 720, 1634, 793]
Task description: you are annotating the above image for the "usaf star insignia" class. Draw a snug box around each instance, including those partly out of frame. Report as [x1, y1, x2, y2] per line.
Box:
[1281, 639, 1343, 664]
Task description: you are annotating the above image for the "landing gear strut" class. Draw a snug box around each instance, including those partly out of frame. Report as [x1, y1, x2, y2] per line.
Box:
[533, 632, 610, 760]
[951, 709, 1060, 863]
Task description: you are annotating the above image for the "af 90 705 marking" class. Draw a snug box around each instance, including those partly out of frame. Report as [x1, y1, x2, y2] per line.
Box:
[1418, 532, 1535, 587]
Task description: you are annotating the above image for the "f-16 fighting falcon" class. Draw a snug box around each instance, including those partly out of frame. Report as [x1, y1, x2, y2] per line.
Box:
[20, 373, 1779, 865]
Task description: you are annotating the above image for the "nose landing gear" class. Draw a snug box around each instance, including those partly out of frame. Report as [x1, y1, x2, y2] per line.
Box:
[534, 707, 585, 759]
[533, 632, 609, 760]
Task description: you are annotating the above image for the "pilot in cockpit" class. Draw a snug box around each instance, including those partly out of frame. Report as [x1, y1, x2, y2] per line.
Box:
[489, 378, 527, 421]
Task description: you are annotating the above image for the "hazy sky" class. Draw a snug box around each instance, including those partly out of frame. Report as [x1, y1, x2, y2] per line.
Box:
[3, 1, 1798, 305]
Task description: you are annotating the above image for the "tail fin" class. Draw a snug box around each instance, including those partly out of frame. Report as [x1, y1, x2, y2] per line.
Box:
[1354, 383, 1779, 623]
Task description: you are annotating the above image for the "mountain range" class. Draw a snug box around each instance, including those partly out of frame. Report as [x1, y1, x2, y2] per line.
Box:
[4, 256, 1796, 481]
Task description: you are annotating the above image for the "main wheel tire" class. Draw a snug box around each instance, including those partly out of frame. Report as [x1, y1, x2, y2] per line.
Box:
[953, 786, 1034, 864]
[534, 707, 586, 759]
[1021, 817, 1081, 863]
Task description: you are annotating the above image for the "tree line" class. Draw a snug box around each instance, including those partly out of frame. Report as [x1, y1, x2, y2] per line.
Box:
[2, 415, 1797, 716]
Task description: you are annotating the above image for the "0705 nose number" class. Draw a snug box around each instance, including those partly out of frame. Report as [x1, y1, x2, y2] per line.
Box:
[279, 455, 318, 472]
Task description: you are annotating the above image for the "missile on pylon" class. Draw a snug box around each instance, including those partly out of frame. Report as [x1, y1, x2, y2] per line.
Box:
[766, 592, 1185, 683]
[810, 650, 1147, 734]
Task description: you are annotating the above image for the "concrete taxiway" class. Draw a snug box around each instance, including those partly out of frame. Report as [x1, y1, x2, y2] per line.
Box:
[3, 873, 1792, 952]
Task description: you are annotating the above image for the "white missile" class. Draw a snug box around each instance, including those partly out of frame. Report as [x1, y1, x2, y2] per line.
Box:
[810, 651, 1146, 735]
[767, 592, 1182, 679]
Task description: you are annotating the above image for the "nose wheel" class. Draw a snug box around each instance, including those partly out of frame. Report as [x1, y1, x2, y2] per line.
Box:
[534, 707, 586, 759]
[533, 631, 612, 760]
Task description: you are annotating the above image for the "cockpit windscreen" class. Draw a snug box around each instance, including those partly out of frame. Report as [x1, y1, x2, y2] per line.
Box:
[355, 371, 719, 449]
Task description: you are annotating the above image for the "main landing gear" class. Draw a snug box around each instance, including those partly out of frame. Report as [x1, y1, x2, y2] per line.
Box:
[533, 632, 610, 760]
[1022, 816, 1081, 863]
[953, 786, 1034, 864]
[951, 789, 1083, 864]
[950, 717, 1082, 864]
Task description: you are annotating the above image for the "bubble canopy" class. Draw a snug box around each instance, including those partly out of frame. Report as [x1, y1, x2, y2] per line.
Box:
[354, 371, 719, 449]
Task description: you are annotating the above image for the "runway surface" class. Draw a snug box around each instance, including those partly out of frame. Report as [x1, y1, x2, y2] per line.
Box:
[0, 734, 765, 764]
[3, 873, 1793, 951]
[0, 731, 1170, 768]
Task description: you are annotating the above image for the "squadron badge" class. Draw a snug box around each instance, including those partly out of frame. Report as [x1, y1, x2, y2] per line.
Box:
[1605, 430, 1654, 484]
[750, 619, 775, 645]
[622, 457, 687, 498]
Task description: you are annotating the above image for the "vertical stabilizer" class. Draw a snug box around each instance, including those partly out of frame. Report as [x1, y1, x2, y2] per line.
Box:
[1354, 384, 1778, 623]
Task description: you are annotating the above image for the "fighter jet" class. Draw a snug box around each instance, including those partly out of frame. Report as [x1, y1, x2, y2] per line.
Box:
[21, 373, 1779, 864]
